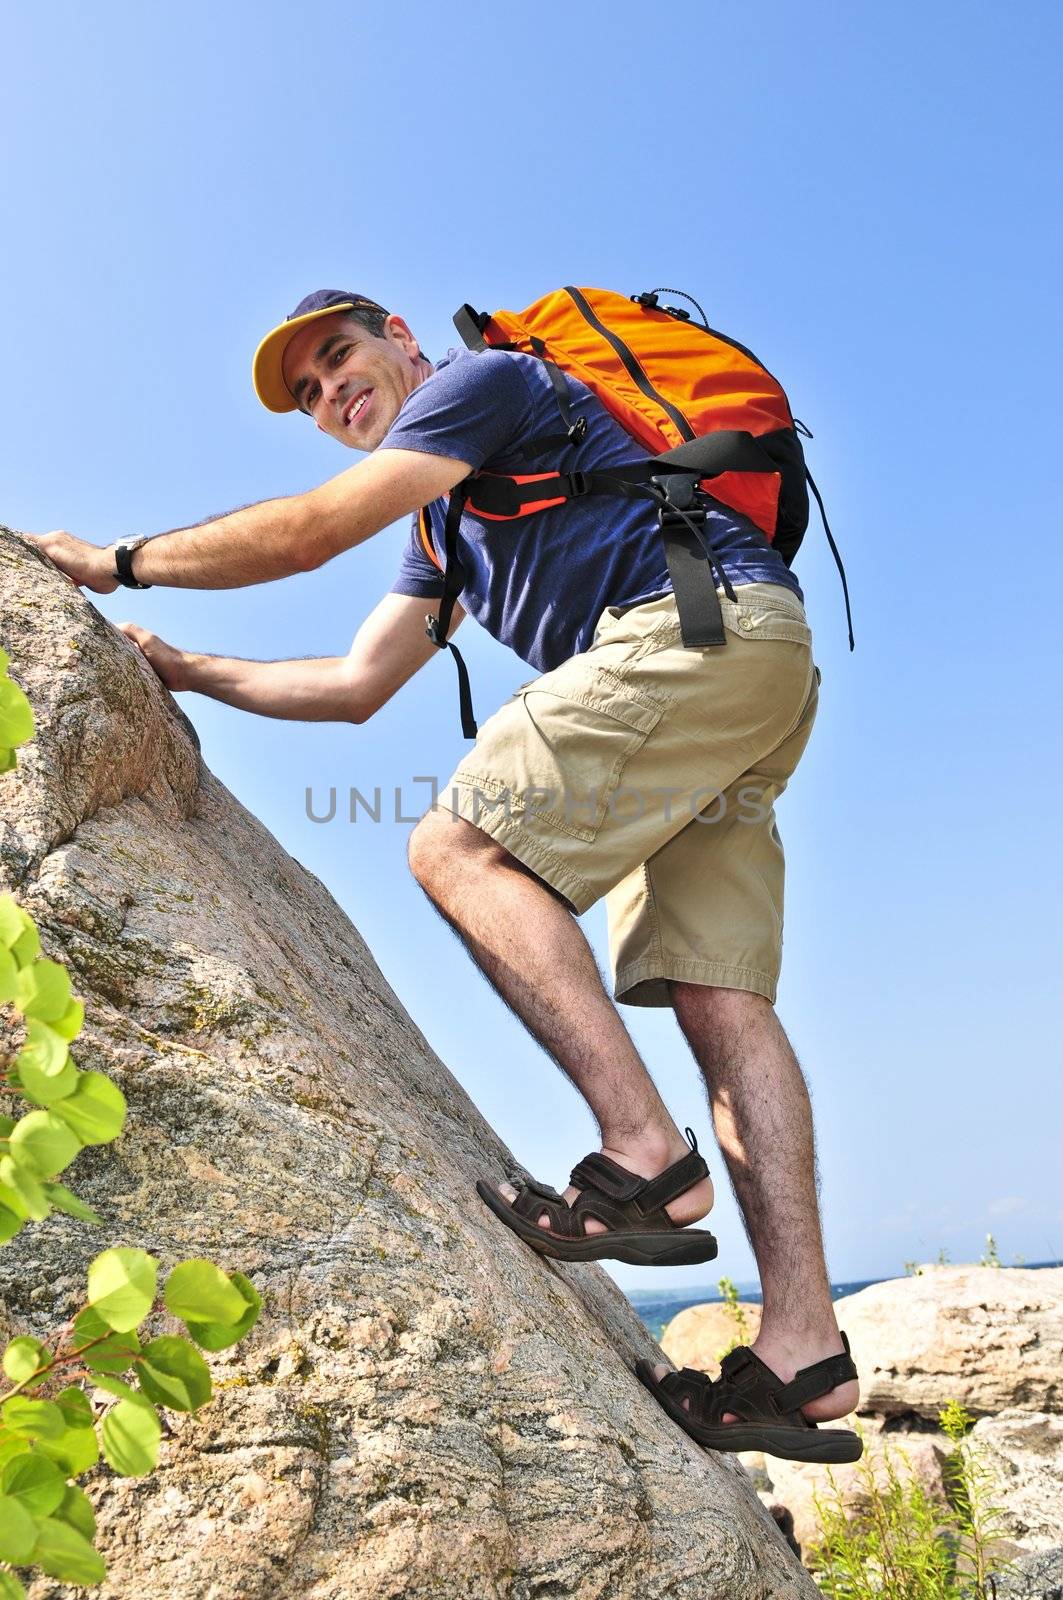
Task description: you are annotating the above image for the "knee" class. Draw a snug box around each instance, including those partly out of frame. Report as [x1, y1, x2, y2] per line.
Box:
[407, 807, 451, 887]
[406, 808, 498, 889]
[669, 981, 774, 1031]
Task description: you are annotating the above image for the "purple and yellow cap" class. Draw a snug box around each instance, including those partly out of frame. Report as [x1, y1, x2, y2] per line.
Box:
[252, 289, 388, 413]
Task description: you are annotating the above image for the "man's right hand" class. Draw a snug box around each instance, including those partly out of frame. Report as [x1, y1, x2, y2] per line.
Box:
[117, 621, 192, 691]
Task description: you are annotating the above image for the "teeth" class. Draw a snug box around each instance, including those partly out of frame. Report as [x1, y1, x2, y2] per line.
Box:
[347, 392, 368, 424]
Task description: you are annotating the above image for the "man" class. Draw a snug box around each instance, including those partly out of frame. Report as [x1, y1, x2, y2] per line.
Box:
[26, 288, 861, 1462]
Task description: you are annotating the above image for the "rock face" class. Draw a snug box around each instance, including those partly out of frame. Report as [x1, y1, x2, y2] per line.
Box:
[0, 528, 813, 1599]
[969, 1411, 1063, 1552]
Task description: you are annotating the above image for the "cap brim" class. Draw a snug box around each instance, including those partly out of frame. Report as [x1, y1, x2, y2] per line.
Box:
[252, 301, 355, 413]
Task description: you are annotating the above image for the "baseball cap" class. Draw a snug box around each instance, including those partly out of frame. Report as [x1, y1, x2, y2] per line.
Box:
[252, 289, 389, 413]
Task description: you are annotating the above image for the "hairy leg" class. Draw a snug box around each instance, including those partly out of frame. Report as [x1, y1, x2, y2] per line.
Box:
[663, 983, 858, 1423]
[407, 808, 713, 1230]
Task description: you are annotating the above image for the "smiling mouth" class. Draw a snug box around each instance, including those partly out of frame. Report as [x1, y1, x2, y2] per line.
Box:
[343, 389, 372, 427]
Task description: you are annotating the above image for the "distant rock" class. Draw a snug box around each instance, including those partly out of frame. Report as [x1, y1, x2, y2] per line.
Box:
[0, 529, 815, 1599]
[834, 1265, 1063, 1420]
[661, 1301, 761, 1372]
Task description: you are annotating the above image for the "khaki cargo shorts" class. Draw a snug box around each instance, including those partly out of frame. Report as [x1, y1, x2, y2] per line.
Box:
[432, 581, 821, 1007]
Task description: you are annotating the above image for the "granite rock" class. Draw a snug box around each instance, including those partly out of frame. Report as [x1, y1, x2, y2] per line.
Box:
[0, 528, 815, 1598]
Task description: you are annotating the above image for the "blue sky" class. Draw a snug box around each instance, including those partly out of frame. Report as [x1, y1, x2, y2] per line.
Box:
[3, 0, 1061, 1292]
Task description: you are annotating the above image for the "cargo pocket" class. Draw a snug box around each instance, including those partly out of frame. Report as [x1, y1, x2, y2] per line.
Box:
[510, 667, 665, 843]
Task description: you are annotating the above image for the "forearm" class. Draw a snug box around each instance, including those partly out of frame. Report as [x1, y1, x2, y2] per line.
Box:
[182, 651, 356, 722]
[124, 494, 322, 590]
[122, 448, 470, 590]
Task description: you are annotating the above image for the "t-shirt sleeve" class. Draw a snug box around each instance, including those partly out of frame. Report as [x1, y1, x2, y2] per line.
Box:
[390, 513, 446, 599]
[376, 349, 535, 470]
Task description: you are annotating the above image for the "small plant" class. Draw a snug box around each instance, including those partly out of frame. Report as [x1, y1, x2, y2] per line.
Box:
[0, 1249, 261, 1591]
[939, 1400, 1011, 1595]
[0, 646, 262, 1594]
[936, 1247, 950, 1266]
[805, 1401, 1015, 1599]
[716, 1275, 752, 1358]
[0, 647, 35, 775]
[979, 1235, 1000, 1269]
[903, 1260, 924, 1277]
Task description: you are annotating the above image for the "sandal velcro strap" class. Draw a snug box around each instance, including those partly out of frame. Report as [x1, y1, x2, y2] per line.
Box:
[520, 1176, 566, 1204]
[636, 1149, 709, 1213]
[719, 1333, 858, 1416]
[568, 1152, 644, 1201]
[775, 1332, 858, 1411]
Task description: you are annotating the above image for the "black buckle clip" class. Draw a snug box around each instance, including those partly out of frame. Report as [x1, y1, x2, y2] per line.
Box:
[651, 472, 706, 521]
[567, 416, 588, 445]
[425, 614, 444, 648]
[565, 471, 590, 498]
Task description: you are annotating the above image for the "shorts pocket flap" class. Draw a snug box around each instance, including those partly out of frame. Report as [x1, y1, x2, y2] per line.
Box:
[524, 668, 664, 736]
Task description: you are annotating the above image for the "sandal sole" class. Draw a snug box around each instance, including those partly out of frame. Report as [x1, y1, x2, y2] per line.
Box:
[634, 1359, 863, 1463]
[476, 1180, 718, 1266]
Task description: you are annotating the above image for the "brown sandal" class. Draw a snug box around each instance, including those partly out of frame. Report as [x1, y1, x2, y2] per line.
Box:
[635, 1333, 862, 1462]
[476, 1127, 718, 1266]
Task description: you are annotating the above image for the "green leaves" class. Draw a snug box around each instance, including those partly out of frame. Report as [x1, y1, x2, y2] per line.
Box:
[165, 1259, 248, 1325]
[2, 1337, 47, 1386]
[31, 1515, 106, 1585]
[101, 1395, 161, 1476]
[138, 1337, 212, 1412]
[0, 1157, 50, 1222]
[1, 1397, 66, 1440]
[13, 958, 72, 1024]
[0, 890, 114, 1245]
[0, 657, 34, 751]
[37, 1420, 100, 1478]
[0, 1494, 37, 1563]
[55, 1386, 94, 1429]
[184, 1271, 262, 1351]
[41, 1182, 102, 1225]
[73, 1307, 141, 1373]
[8, 1110, 81, 1178]
[51, 1070, 126, 1145]
[14, 1019, 76, 1105]
[87, 1248, 158, 1332]
[0, 701, 263, 1591]
[55, 1482, 96, 1540]
[1, 1452, 65, 1516]
[0, 1245, 259, 1599]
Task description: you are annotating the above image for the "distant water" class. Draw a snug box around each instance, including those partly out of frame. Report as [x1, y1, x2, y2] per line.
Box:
[627, 1259, 1063, 1343]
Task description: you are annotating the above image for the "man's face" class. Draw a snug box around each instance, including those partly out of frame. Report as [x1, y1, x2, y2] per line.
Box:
[281, 310, 426, 449]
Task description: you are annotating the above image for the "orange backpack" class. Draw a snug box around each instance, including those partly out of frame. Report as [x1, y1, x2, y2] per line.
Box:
[423, 286, 852, 737]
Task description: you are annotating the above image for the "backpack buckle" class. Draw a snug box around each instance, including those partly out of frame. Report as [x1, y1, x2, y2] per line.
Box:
[652, 471, 702, 513]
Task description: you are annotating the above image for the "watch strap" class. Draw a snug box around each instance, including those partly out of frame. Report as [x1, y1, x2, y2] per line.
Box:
[114, 539, 152, 589]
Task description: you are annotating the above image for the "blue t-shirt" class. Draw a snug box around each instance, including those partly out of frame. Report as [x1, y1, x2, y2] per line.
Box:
[382, 346, 803, 672]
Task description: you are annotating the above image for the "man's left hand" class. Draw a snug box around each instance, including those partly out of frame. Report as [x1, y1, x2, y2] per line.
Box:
[22, 530, 120, 594]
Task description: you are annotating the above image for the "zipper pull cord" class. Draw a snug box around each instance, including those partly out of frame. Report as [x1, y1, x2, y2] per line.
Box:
[642, 287, 710, 330]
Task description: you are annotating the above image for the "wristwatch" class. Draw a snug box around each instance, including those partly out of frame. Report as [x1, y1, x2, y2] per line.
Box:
[113, 537, 152, 589]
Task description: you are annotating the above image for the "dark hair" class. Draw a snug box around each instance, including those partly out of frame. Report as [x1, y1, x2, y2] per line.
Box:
[341, 298, 390, 338]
